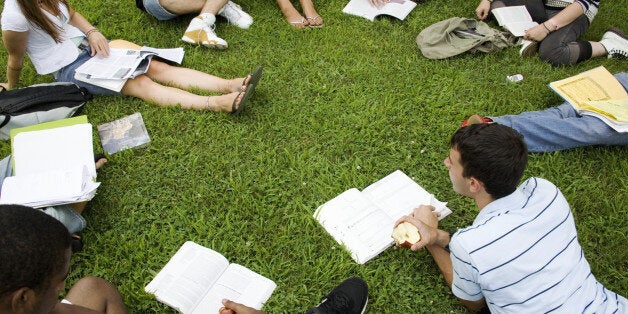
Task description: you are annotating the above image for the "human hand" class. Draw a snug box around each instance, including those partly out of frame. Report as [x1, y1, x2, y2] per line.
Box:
[0, 83, 9, 91]
[370, 0, 388, 8]
[523, 24, 549, 42]
[475, 0, 491, 20]
[87, 30, 109, 58]
[219, 299, 264, 314]
[411, 204, 439, 229]
[394, 215, 438, 251]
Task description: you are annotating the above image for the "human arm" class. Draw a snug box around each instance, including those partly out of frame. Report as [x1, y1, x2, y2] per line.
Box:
[2, 30, 28, 90]
[396, 206, 487, 312]
[66, 6, 109, 57]
[524, 2, 585, 41]
[475, 0, 491, 20]
[219, 299, 265, 314]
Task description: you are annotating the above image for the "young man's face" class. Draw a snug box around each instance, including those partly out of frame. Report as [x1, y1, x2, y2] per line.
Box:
[444, 148, 472, 197]
[31, 248, 71, 314]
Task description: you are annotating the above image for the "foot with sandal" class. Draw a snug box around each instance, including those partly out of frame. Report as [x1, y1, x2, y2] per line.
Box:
[276, 0, 324, 29]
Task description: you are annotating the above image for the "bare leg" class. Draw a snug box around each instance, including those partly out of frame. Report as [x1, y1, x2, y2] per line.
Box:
[122, 75, 247, 112]
[145, 60, 245, 94]
[157, 0, 228, 15]
[63, 277, 127, 314]
[276, 0, 308, 28]
[590, 41, 607, 58]
[300, 0, 323, 26]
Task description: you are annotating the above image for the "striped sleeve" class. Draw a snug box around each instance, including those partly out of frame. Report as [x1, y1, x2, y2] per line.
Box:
[449, 235, 484, 301]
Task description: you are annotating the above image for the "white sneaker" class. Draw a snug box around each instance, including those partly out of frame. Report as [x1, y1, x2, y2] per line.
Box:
[600, 28, 628, 59]
[519, 39, 538, 57]
[181, 17, 228, 49]
[218, 1, 253, 29]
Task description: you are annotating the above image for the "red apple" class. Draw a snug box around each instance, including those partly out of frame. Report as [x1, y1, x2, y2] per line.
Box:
[392, 221, 421, 247]
[219, 307, 236, 314]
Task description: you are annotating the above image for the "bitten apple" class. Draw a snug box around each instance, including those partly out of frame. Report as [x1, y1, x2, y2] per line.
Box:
[392, 221, 421, 247]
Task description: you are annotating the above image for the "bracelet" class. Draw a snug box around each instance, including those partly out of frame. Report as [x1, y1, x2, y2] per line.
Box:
[542, 22, 552, 33]
[85, 28, 100, 37]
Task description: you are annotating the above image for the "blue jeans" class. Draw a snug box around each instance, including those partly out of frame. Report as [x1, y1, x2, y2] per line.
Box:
[491, 72, 628, 152]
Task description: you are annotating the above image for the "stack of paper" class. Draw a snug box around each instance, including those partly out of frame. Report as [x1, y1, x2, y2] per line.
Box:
[0, 118, 100, 208]
[74, 46, 184, 92]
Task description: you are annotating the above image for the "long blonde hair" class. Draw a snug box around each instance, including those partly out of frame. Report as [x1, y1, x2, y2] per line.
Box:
[16, 0, 69, 43]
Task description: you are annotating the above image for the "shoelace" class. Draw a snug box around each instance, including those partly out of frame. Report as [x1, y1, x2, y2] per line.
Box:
[221, 3, 243, 22]
[318, 291, 353, 313]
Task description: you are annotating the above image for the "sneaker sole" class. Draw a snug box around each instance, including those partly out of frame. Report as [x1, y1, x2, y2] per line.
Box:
[181, 36, 228, 49]
[520, 41, 538, 58]
[604, 27, 628, 59]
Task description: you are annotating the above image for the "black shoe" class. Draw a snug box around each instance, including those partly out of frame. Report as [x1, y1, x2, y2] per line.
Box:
[305, 277, 368, 314]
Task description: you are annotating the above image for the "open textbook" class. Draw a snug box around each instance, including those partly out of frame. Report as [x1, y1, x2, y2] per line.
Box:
[491, 5, 538, 36]
[343, 0, 417, 21]
[145, 242, 276, 314]
[0, 117, 100, 208]
[313, 170, 451, 264]
[74, 46, 184, 92]
[549, 66, 628, 132]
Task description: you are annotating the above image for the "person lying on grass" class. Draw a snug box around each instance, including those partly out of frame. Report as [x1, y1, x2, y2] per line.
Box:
[395, 123, 627, 313]
[1, 0, 262, 114]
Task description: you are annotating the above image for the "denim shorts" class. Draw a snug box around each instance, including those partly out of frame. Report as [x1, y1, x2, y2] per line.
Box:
[142, 0, 179, 20]
[54, 47, 120, 96]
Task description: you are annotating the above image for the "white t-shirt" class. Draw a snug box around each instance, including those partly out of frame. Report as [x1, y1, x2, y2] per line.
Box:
[1, 0, 84, 74]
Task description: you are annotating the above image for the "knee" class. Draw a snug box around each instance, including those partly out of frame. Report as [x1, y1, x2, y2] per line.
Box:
[538, 42, 572, 67]
[122, 75, 157, 97]
[146, 60, 172, 75]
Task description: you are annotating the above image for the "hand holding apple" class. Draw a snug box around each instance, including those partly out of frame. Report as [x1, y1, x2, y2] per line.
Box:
[392, 221, 422, 247]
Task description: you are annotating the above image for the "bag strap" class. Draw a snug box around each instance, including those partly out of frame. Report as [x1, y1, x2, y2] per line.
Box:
[0, 114, 10, 129]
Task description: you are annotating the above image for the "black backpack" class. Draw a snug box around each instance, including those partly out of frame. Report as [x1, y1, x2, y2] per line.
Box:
[0, 82, 93, 140]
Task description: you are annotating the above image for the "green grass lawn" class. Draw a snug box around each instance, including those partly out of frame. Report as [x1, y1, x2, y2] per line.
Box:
[1, 0, 627, 312]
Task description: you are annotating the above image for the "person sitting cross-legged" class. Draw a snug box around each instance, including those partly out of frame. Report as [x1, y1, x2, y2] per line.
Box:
[136, 0, 253, 49]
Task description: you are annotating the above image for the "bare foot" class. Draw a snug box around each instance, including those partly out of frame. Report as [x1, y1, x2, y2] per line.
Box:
[206, 90, 245, 112]
[227, 75, 251, 93]
[277, 0, 309, 29]
[300, 0, 323, 27]
[95, 156, 107, 170]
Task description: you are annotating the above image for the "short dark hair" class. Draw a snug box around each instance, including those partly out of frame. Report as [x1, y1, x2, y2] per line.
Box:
[0, 205, 71, 298]
[450, 124, 528, 199]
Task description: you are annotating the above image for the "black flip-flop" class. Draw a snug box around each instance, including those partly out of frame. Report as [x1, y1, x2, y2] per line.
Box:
[231, 81, 257, 116]
[94, 153, 106, 164]
[71, 234, 84, 252]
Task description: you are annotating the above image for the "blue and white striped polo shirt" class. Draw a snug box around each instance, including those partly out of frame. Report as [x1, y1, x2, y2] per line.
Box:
[449, 177, 626, 313]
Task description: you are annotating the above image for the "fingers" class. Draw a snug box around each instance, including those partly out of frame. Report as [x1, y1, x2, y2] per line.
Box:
[220, 299, 264, 314]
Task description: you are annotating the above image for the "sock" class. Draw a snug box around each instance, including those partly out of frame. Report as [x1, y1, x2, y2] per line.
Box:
[185, 13, 215, 33]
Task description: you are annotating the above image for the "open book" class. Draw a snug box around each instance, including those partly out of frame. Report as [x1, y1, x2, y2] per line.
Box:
[0, 117, 100, 208]
[549, 66, 628, 132]
[97, 112, 150, 154]
[343, 0, 417, 21]
[491, 5, 538, 36]
[145, 242, 276, 314]
[313, 170, 451, 264]
[74, 46, 184, 92]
